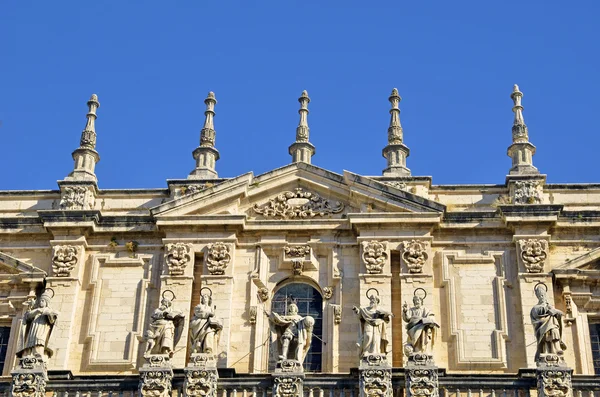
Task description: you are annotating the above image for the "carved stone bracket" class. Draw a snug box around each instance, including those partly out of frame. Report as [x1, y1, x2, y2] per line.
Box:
[11, 357, 47, 397]
[51, 245, 79, 277]
[402, 240, 429, 274]
[405, 366, 439, 397]
[165, 243, 192, 276]
[206, 242, 232, 275]
[537, 367, 573, 397]
[330, 304, 342, 325]
[362, 241, 389, 274]
[253, 188, 344, 219]
[517, 239, 549, 273]
[359, 367, 392, 397]
[139, 366, 173, 397]
[184, 353, 218, 397]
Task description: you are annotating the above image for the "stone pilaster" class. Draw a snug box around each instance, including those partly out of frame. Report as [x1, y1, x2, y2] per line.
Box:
[10, 356, 47, 397]
[359, 356, 392, 397]
[184, 353, 219, 397]
[272, 360, 304, 397]
[138, 355, 173, 397]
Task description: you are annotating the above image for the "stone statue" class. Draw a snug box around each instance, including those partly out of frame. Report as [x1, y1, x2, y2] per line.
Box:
[353, 289, 393, 359]
[16, 289, 58, 359]
[267, 301, 315, 364]
[531, 283, 567, 363]
[145, 290, 185, 358]
[402, 290, 439, 355]
[189, 288, 223, 355]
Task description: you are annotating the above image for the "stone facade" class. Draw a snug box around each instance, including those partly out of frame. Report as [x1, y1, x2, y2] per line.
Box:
[1, 87, 599, 397]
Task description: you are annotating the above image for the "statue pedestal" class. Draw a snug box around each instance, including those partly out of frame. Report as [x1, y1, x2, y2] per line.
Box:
[273, 360, 304, 397]
[138, 354, 174, 397]
[536, 356, 573, 397]
[184, 353, 219, 397]
[359, 354, 392, 397]
[10, 356, 47, 397]
[405, 353, 439, 397]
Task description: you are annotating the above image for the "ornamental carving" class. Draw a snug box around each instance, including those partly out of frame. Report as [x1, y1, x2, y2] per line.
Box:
[184, 369, 218, 397]
[406, 368, 439, 397]
[249, 306, 258, 324]
[176, 184, 206, 198]
[513, 180, 543, 204]
[519, 239, 548, 273]
[59, 186, 95, 210]
[322, 286, 333, 300]
[361, 368, 392, 397]
[402, 240, 429, 274]
[273, 376, 303, 397]
[206, 242, 231, 275]
[362, 241, 388, 274]
[284, 245, 311, 258]
[52, 245, 79, 277]
[258, 287, 270, 302]
[11, 373, 46, 397]
[331, 304, 342, 325]
[165, 243, 192, 276]
[385, 181, 407, 191]
[538, 369, 572, 397]
[253, 188, 344, 219]
[139, 369, 173, 397]
[291, 259, 303, 275]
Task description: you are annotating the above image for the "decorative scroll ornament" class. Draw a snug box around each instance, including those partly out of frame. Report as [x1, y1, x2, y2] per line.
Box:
[274, 376, 303, 397]
[206, 242, 231, 275]
[253, 188, 344, 219]
[406, 368, 439, 397]
[284, 245, 311, 258]
[139, 369, 173, 397]
[361, 368, 392, 397]
[538, 369, 572, 397]
[519, 239, 548, 273]
[322, 287, 333, 300]
[184, 369, 218, 397]
[51, 245, 79, 277]
[331, 304, 342, 325]
[402, 240, 429, 274]
[165, 243, 192, 276]
[59, 186, 95, 210]
[11, 373, 46, 397]
[362, 241, 388, 274]
[513, 180, 543, 204]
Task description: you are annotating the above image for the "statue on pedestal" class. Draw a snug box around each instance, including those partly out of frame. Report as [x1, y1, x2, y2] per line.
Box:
[16, 289, 58, 360]
[402, 289, 439, 358]
[189, 288, 223, 355]
[353, 289, 393, 360]
[531, 283, 567, 364]
[267, 300, 314, 367]
[144, 290, 185, 359]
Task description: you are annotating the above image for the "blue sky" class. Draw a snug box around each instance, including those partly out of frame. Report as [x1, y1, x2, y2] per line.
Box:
[1, 2, 599, 189]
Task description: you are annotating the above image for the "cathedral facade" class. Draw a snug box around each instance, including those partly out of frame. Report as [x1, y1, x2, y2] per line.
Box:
[1, 86, 599, 397]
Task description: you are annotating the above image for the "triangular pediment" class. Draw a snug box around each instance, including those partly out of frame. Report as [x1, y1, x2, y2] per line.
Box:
[0, 251, 46, 278]
[556, 246, 600, 273]
[151, 163, 445, 221]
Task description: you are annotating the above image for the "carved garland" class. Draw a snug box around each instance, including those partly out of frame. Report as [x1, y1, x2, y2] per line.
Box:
[253, 188, 344, 219]
[402, 240, 429, 274]
[206, 242, 231, 275]
[362, 241, 388, 274]
[519, 239, 548, 273]
[165, 243, 192, 276]
[284, 245, 311, 258]
[52, 245, 79, 277]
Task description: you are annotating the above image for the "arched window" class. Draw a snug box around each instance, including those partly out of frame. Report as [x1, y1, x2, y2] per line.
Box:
[271, 283, 323, 372]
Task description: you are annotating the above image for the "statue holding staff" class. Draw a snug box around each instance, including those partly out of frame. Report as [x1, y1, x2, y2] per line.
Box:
[16, 289, 58, 359]
[353, 288, 393, 358]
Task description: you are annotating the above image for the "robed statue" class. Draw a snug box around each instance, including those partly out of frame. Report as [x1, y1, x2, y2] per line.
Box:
[268, 301, 315, 363]
[189, 288, 223, 355]
[531, 283, 567, 363]
[145, 290, 185, 358]
[17, 289, 58, 359]
[353, 289, 393, 358]
[402, 289, 439, 355]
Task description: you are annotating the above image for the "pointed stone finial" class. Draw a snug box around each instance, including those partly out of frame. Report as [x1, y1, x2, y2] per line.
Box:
[289, 90, 315, 164]
[65, 94, 101, 182]
[382, 88, 410, 176]
[189, 91, 220, 179]
[507, 84, 539, 175]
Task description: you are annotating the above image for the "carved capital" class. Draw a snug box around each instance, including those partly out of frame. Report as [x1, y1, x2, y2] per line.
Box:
[518, 239, 548, 273]
[52, 245, 79, 277]
[165, 243, 192, 276]
[362, 241, 388, 274]
[206, 242, 231, 275]
[402, 240, 429, 274]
